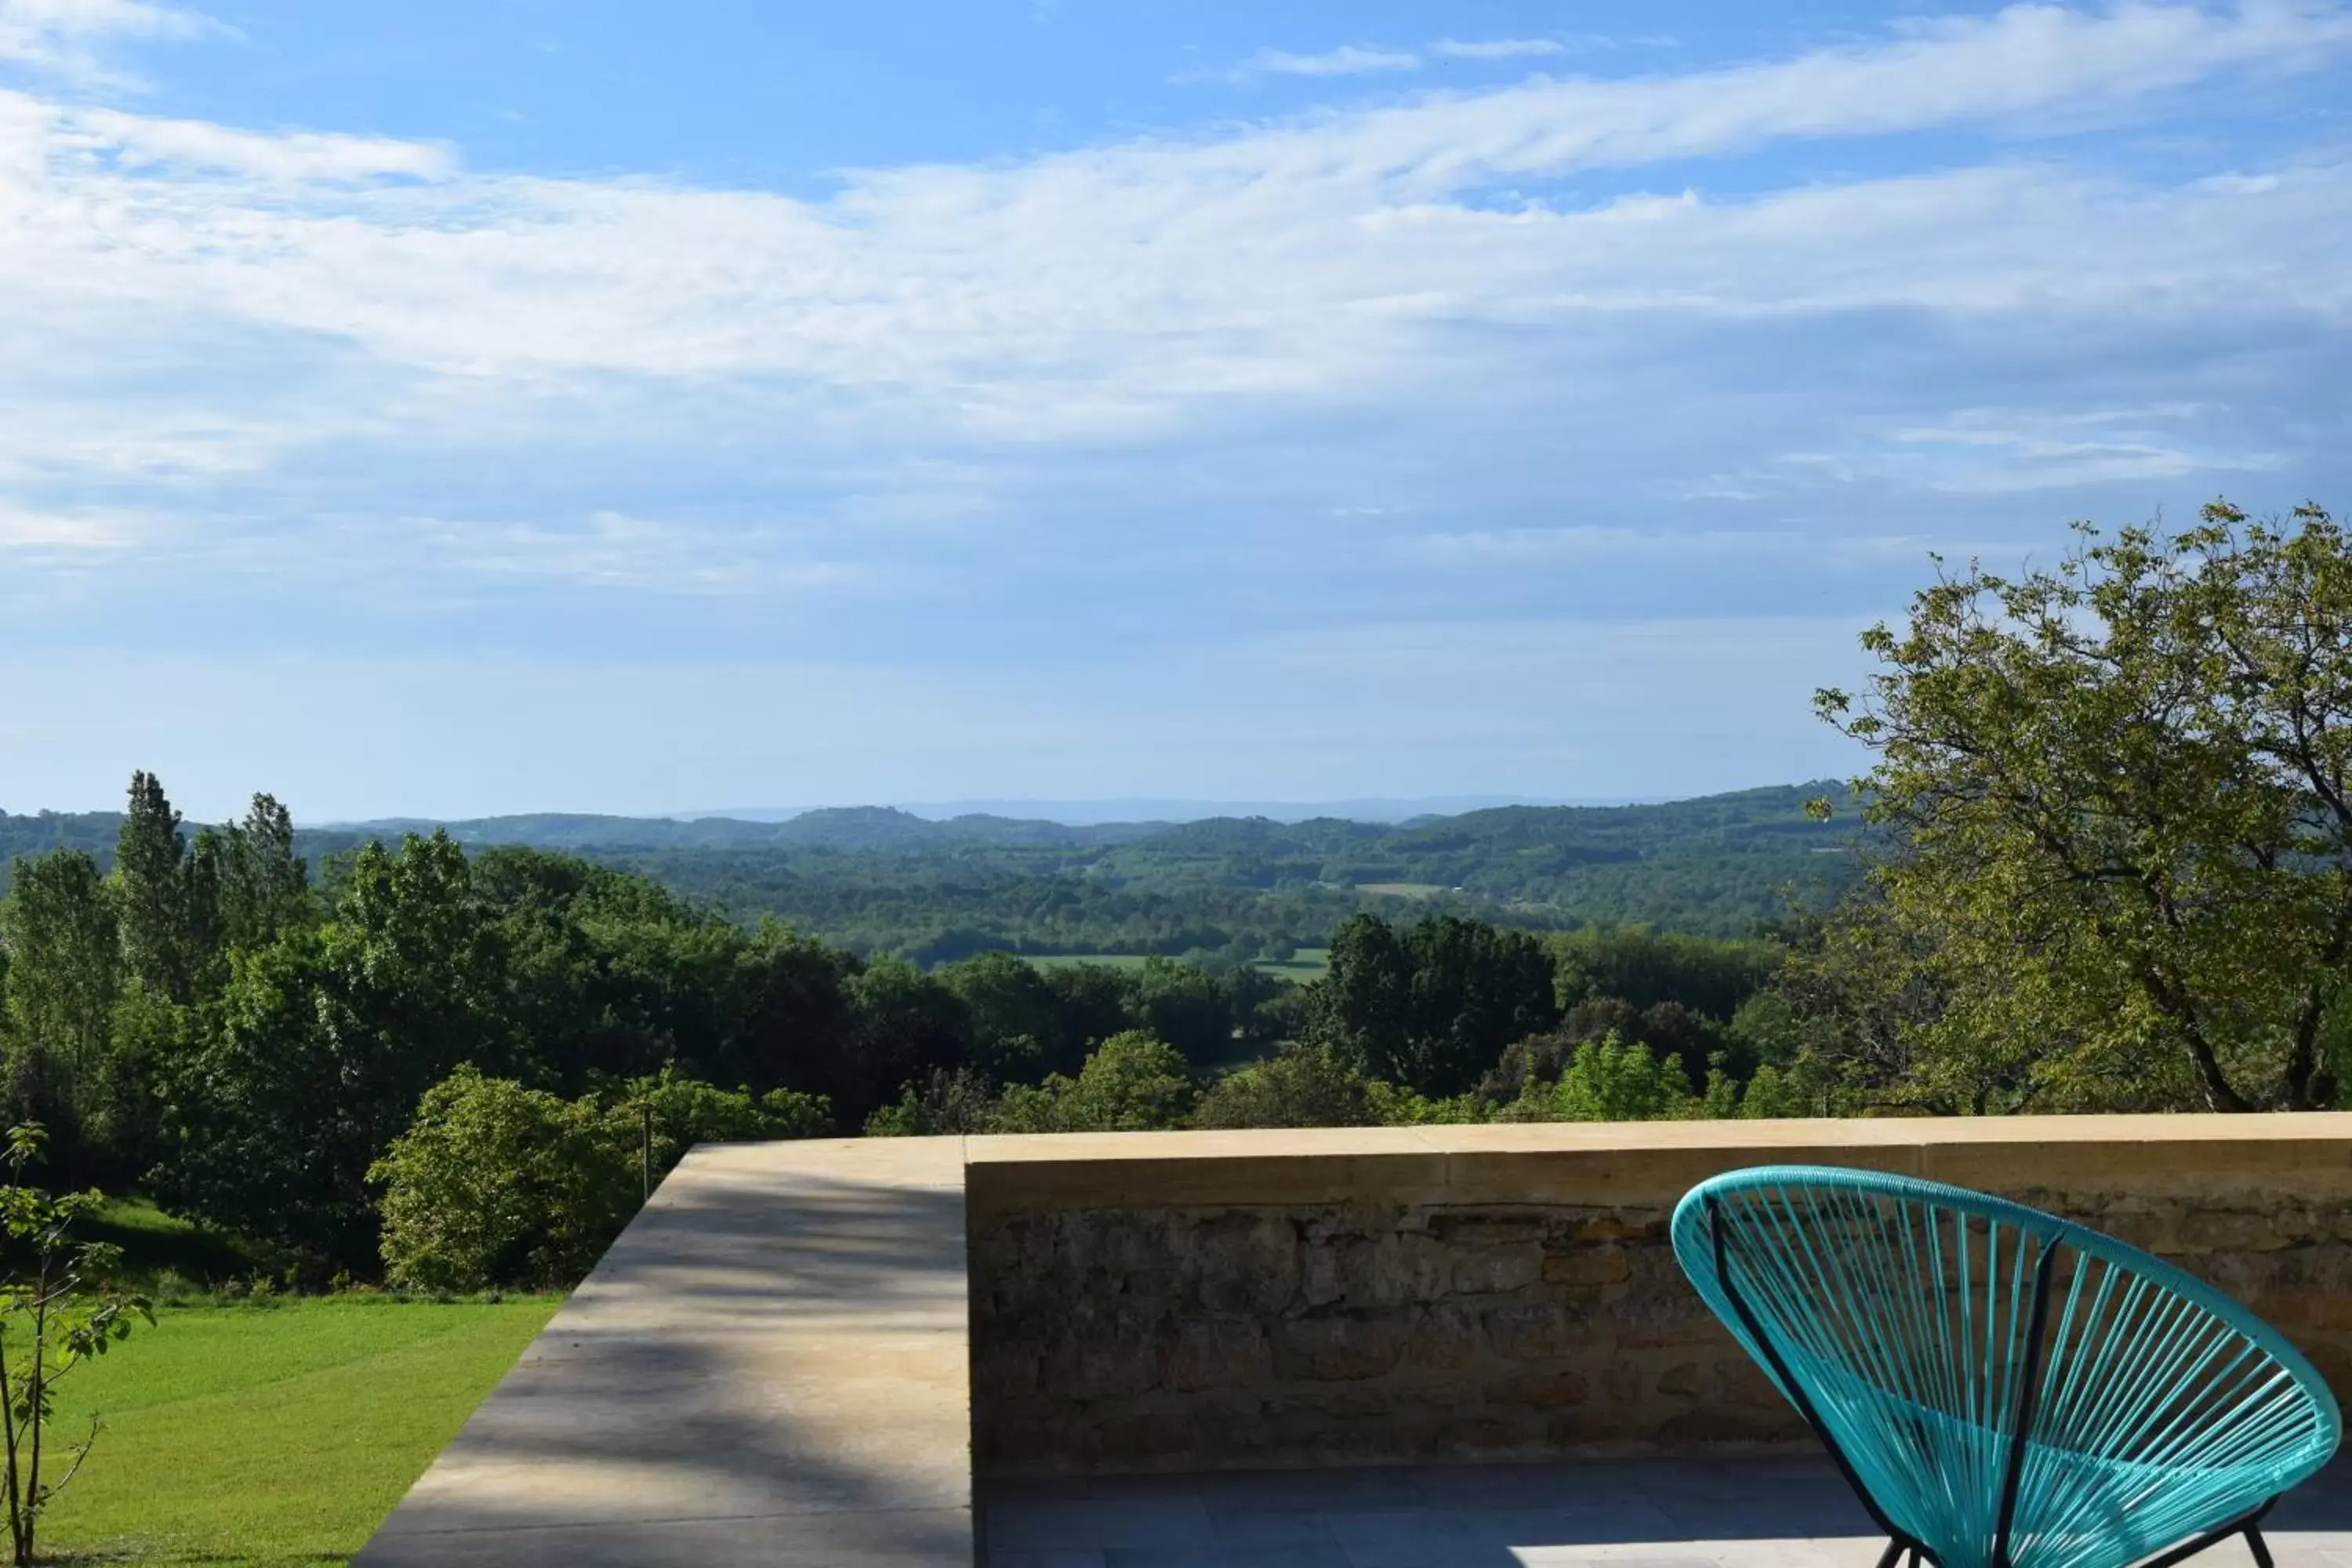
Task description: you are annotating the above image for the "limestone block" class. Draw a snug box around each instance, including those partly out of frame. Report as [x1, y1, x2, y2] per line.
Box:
[1543, 1247, 1632, 1287]
[1451, 1243, 1544, 1296]
[1482, 1369, 1592, 1408]
[1272, 1313, 1407, 1381]
[1485, 1299, 1597, 1362]
[1162, 1317, 1268, 1392]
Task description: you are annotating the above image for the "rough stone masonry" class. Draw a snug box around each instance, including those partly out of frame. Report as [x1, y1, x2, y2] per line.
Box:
[964, 1121, 2352, 1475]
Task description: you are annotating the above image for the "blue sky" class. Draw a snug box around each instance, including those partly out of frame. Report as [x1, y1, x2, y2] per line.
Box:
[1, 0, 2348, 820]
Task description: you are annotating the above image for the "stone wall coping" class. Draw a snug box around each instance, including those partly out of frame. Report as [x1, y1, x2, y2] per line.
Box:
[964, 1112, 2352, 1163]
[959, 1113, 2352, 1214]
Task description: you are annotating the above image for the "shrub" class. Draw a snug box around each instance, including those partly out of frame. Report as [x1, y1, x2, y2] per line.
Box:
[987, 1031, 1197, 1132]
[863, 1068, 999, 1136]
[1194, 1044, 1374, 1129]
[372, 1065, 830, 1290]
[372, 1067, 635, 1293]
[1482, 1031, 1699, 1123]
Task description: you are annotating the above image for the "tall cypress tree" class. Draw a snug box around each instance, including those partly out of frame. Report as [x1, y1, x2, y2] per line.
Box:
[220, 793, 309, 950]
[114, 771, 189, 1002]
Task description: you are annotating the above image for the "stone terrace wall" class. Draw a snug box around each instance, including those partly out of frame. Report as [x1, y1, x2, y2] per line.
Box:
[963, 1118, 2352, 1475]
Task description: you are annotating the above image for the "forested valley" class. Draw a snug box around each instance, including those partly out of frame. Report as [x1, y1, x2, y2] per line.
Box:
[0, 781, 1867, 961]
[0, 770, 1847, 1290]
[9, 506, 2352, 1294]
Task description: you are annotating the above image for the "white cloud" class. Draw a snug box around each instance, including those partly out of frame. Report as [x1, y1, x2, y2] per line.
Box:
[1886, 408, 2288, 492]
[0, 499, 137, 550]
[1233, 44, 1421, 78]
[1434, 38, 1567, 59]
[0, 0, 217, 86]
[58, 106, 452, 180]
[423, 511, 866, 595]
[0, 2, 2345, 597]
[0, 4, 2339, 406]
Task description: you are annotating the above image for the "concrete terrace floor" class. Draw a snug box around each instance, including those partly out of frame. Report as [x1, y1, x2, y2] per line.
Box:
[980, 1454, 2352, 1568]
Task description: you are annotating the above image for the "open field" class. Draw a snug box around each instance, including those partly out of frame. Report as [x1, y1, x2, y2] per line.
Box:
[1257, 947, 1331, 983]
[1022, 949, 1332, 982]
[42, 1296, 557, 1568]
[1355, 881, 1454, 899]
[1022, 952, 1157, 971]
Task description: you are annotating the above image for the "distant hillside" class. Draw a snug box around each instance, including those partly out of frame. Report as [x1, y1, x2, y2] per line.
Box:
[0, 810, 122, 869]
[3, 782, 1873, 953]
[346, 806, 1161, 852]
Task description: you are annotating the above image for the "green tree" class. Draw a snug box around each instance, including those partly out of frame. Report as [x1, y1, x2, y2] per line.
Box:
[0, 1124, 149, 1567]
[372, 1066, 637, 1292]
[1548, 927, 1781, 1022]
[619, 1065, 829, 1148]
[1193, 1043, 1373, 1129]
[113, 772, 214, 1006]
[156, 833, 508, 1272]
[0, 855, 118, 1147]
[1819, 503, 2352, 1112]
[1502, 1033, 1696, 1123]
[863, 1067, 1000, 1136]
[216, 793, 310, 951]
[990, 1031, 1196, 1132]
[1129, 957, 1232, 1069]
[717, 924, 859, 1110]
[1314, 914, 1557, 1095]
[844, 959, 970, 1124]
[373, 1065, 829, 1290]
[1036, 964, 1142, 1075]
[937, 952, 1060, 1081]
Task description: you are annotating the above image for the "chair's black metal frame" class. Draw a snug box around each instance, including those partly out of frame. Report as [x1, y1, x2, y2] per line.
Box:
[1703, 1196, 2281, 1568]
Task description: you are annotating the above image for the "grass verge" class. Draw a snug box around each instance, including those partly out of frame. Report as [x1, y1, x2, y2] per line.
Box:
[39, 1295, 558, 1567]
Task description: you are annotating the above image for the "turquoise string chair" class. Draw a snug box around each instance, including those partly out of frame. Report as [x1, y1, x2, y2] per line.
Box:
[1672, 1167, 2341, 1568]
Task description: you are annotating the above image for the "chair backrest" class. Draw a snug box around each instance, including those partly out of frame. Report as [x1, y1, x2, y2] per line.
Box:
[1672, 1166, 2341, 1568]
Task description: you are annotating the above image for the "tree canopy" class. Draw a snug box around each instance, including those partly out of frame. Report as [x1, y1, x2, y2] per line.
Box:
[1818, 503, 2352, 1112]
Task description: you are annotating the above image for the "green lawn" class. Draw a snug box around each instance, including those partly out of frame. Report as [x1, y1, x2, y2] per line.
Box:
[86, 1196, 271, 1290]
[40, 1296, 558, 1567]
[1022, 953, 1158, 971]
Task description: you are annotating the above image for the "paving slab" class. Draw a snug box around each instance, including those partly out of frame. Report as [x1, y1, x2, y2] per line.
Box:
[980, 1456, 2352, 1568]
[357, 1136, 973, 1567]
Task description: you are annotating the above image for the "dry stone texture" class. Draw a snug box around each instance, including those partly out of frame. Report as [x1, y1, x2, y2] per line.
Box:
[971, 1179, 2352, 1474]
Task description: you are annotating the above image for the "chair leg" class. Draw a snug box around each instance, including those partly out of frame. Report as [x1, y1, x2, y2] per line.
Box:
[2245, 1527, 2274, 1568]
[1873, 1541, 1904, 1568]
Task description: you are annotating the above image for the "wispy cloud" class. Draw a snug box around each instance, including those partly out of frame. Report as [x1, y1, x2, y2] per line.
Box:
[1433, 38, 1567, 60]
[0, 500, 139, 550]
[0, 2, 2347, 620]
[1231, 44, 1420, 79]
[0, 0, 220, 87]
[57, 105, 451, 180]
[422, 511, 867, 595]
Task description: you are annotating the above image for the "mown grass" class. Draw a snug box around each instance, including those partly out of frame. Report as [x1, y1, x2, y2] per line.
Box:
[85, 1197, 273, 1293]
[38, 1296, 558, 1567]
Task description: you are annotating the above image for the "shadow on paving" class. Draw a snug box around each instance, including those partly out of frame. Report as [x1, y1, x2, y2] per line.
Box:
[355, 1157, 975, 1567]
[979, 1453, 2352, 1568]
